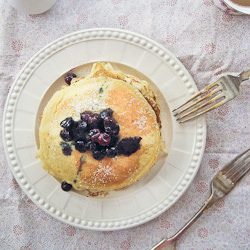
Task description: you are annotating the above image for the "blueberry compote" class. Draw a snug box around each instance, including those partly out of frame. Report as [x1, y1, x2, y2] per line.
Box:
[59, 109, 142, 159]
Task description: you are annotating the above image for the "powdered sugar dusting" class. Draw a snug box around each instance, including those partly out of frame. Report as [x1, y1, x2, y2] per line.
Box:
[128, 97, 136, 106]
[90, 161, 118, 186]
[64, 89, 108, 120]
[133, 114, 147, 131]
[133, 108, 158, 132]
[86, 159, 139, 188]
[73, 96, 108, 114]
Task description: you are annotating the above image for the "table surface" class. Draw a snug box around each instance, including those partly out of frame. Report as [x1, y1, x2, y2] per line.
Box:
[1, 1, 250, 250]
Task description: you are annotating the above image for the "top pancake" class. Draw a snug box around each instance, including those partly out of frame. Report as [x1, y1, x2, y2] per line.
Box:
[37, 63, 161, 191]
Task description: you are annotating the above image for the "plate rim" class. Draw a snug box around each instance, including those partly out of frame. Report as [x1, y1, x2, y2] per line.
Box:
[2, 28, 206, 231]
[224, 0, 250, 15]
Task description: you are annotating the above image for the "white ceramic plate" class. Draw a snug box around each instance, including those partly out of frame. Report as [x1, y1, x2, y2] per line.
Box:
[224, 0, 250, 15]
[3, 28, 206, 231]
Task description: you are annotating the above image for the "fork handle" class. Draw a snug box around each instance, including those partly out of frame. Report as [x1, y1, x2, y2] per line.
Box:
[151, 194, 216, 250]
[239, 69, 250, 82]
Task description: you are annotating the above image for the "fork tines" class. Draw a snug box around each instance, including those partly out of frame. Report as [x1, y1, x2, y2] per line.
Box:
[173, 81, 227, 123]
[221, 148, 250, 184]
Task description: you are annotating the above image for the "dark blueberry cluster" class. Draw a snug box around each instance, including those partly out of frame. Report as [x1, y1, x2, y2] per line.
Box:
[59, 108, 142, 161]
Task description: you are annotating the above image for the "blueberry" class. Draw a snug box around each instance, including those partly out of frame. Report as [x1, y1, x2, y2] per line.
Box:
[92, 150, 105, 161]
[103, 116, 114, 127]
[104, 126, 112, 134]
[89, 128, 101, 142]
[103, 117, 119, 135]
[99, 87, 103, 94]
[85, 141, 97, 151]
[80, 111, 93, 122]
[117, 137, 142, 156]
[60, 117, 74, 130]
[109, 135, 119, 147]
[100, 147, 107, 156]
[98, 133, 111, 146]
[84, 134, 91, 142]
[75, 140, 87, 153]
[106, 147, 118, 158]
[60, 142, 72, 156]
[88, 113, 101, 128]
[64, 73, 77, 85]
[100, 108, 113, 120]
[77, 120, 88, 131]
[73, 132, 90, 144]
[60, 129, 72, 142]
[73, 130, 86, 141]
[61, 182, 72, 191]
[70, 121, 87, 140]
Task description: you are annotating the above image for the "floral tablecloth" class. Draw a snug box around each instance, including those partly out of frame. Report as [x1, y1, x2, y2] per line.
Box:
[1, 1, 250, 249]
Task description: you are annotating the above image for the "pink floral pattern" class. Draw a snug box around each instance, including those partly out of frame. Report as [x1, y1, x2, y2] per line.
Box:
[205, 43, 216, 55]
[13, 225, 23, 235]
[165, 0, 178, 6]
[64, 226, 76, 236]
[20, 245, 31, 250]
[197, 227, 209, 239]
[215, 199, 225, 208]
[196, 181, 209, 193]
[0, 1, 250, 250]
[11, 40, 24, 52]
[118, 15, 129, 28]
[165, 33, 177, 44]
[77, 13, 88, 24]
[120, 238, 132, 250]
[203, 0, 214, 6]
[208, 158, 219, 169]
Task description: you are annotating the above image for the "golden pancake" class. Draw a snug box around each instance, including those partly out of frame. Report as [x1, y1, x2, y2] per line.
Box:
[37, 63, 162, 191]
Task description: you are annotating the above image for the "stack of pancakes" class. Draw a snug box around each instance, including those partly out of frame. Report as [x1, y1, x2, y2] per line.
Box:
[37, 63, 162, 191]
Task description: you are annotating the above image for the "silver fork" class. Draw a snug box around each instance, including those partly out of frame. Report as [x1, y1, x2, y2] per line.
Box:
[151, 148, 250, 250]
[173, 69, 250, 123]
